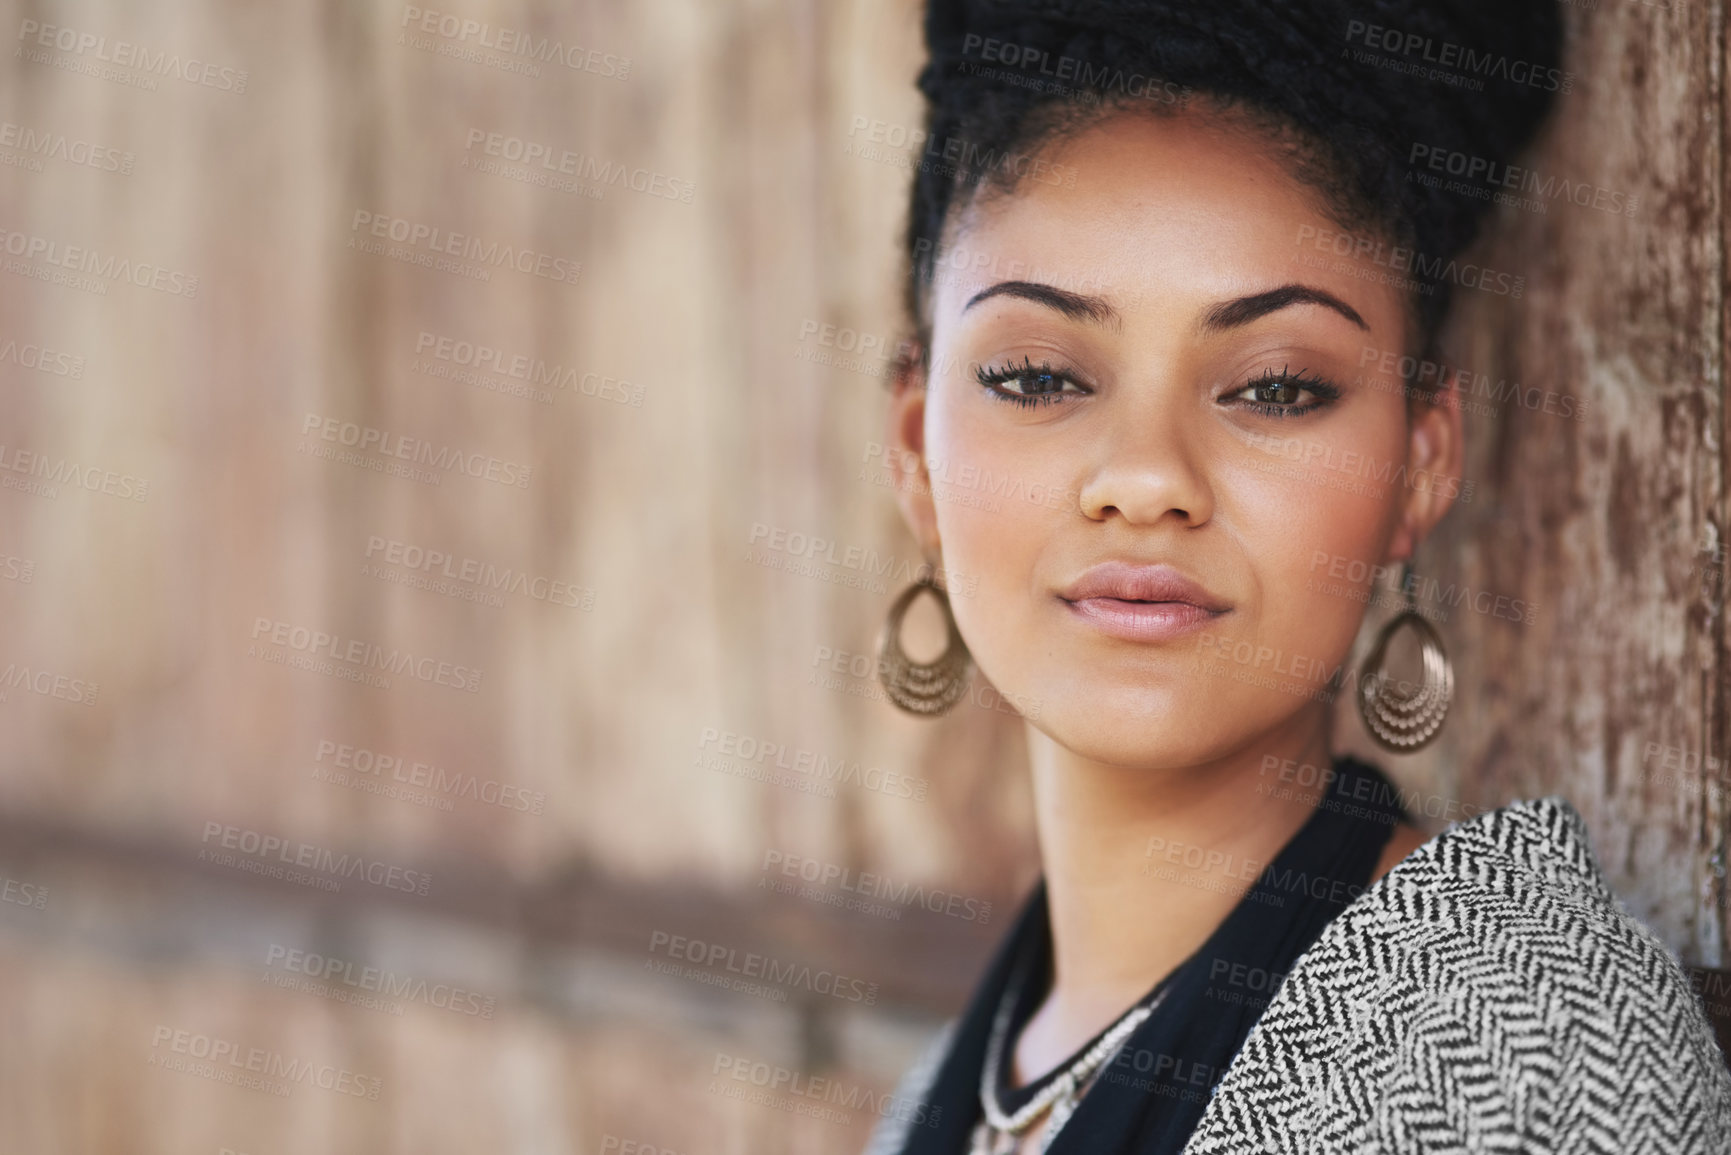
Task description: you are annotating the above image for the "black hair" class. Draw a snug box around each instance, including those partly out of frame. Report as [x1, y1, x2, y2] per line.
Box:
[902, 0, 1564, 392]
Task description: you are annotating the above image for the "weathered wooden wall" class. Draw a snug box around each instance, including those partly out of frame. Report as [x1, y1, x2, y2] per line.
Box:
[0, 1, 1721, 1152]
[1398, 0, 1730, 967]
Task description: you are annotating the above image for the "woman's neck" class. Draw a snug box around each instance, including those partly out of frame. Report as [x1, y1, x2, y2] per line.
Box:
[1010, 715, 1335, 1082]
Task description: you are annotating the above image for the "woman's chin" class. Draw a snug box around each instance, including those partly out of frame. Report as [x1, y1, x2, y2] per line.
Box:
[1026, 714, 1233, 772]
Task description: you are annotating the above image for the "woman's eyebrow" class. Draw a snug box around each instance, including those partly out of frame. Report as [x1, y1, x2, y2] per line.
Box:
[1201, 284, 1368, 332]
[962, 281, 1119, 326]
[960, 280, 1368, 333]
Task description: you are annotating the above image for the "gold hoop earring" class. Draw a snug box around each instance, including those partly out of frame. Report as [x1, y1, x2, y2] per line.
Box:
[1356, 562, 1453, 752]
[876, 570, 972, 716]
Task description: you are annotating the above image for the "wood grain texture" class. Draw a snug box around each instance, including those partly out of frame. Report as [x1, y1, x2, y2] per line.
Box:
[1393, 0, 1730, 964]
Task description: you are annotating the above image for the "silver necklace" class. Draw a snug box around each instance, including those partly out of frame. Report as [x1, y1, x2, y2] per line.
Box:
[969, 981, 1169, 1155]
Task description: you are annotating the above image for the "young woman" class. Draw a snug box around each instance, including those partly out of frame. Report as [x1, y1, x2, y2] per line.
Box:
[861, 1, 1731, 1152]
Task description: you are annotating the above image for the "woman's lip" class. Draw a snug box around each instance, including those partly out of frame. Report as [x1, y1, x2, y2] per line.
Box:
[1061, 596, 1229, 642]
[1057, 561, 1231, 611]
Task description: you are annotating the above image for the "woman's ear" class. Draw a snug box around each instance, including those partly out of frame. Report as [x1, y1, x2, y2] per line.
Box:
[1388, 381, 1466, 561]
[887, 340, 942, 559]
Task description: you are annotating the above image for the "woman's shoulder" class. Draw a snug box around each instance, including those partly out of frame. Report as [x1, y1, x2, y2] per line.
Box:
[1182, 794, 1731, 1153]
[1363, 795, 1696, 998]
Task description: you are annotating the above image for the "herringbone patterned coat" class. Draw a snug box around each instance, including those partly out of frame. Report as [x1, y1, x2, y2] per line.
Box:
[863, 797, 1731, 1154]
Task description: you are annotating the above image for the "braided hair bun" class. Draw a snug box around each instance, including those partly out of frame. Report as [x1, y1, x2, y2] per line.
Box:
[905, 0, 1564, 351]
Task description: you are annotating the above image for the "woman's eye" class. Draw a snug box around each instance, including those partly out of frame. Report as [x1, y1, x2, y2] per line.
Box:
[1228, 367, 1340, 417]
[973, 357, 1087, 408]
[1250, 378, 1307, 405]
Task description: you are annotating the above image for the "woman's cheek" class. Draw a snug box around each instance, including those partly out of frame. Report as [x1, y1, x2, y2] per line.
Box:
[926, 434, 1057, 687]
[1236, 467, 1391, 665]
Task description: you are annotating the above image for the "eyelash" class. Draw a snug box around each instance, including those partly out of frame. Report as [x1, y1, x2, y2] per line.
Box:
[1229, 365, 1342, 418]
[974, 356, 1086, 408]
[972, 358, 1342, 417]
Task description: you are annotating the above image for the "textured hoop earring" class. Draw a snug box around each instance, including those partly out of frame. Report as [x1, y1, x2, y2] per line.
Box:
[876, 570, 972, 716]
[1356, 562, 1454, 752]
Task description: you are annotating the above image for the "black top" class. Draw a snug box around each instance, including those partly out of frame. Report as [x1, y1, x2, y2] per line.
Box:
[893, 754, 1412, 1155]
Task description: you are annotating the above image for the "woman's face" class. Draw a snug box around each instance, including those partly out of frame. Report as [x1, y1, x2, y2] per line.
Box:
[890, 107, 1462, 770]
